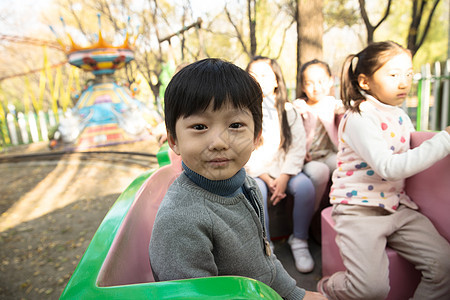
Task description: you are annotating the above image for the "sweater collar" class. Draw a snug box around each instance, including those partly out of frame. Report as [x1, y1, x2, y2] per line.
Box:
[182, 161, 245, 197]
[364, 94, 399, 111]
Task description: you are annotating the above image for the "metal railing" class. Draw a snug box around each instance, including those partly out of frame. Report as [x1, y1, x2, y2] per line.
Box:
[415, 59, 450, 131]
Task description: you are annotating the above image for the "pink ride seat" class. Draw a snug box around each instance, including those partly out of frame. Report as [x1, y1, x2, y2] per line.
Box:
[62, 147, 283, 299]
[321, 131, 450, 300]
[97, 151, 182, 286]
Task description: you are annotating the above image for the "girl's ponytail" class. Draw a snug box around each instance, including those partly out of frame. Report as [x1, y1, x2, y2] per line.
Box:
[340, 41, 410, 113]
[340, 54, 365, 113]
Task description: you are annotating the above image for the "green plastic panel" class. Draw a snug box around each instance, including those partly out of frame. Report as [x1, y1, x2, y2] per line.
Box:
[156, 142, 171, 167]
[60, 147, 282, 299]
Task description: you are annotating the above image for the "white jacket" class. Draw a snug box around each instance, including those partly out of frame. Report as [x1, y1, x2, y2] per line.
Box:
[246, 100, 306, 178]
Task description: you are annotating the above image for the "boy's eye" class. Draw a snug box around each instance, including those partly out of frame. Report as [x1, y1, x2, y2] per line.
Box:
[192, 124, 207, 130]
[230, 123, 243, 129]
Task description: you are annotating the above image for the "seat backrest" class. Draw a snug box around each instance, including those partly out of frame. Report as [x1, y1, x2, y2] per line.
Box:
[97, 150, 182, 286]
[405, 131, 450, 242]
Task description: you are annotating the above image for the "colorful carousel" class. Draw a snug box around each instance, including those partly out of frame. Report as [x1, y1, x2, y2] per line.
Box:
[50, 20, 158, 150]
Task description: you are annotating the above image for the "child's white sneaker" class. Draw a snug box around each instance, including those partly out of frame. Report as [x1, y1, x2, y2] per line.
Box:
[288, 235, 314, 273]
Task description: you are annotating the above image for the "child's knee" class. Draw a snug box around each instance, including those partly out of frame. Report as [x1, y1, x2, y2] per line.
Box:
[314, 162, 330, 180]
[317, 164, 331, 182]
[329, 272, 389, 300]
[305, 162, 330, 186]
[429, 250, 450, 285]
[353, 272, 390, 300]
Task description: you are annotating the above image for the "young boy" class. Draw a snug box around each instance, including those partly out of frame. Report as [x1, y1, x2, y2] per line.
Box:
[149, 58, 325, 300]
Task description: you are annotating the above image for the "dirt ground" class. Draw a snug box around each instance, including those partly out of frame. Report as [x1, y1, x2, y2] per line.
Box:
[0, 139, 160, 300]
[0, 138, 325, 300]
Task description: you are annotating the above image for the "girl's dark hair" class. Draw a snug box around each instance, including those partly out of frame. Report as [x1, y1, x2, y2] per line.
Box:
[299, 59, 332, 99]
[246, 56, 293, 153]
[164, 58, 263, 140]
[340, 41, 411, 112]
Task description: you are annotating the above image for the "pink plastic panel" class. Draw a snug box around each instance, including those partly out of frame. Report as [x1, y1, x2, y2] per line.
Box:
[321, 131, 450, 300]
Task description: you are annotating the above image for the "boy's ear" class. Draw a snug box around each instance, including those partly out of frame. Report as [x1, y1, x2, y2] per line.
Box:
[167, 131, 180, 155]
[253, 130, 262, 150]
[358, 74, 370, 91]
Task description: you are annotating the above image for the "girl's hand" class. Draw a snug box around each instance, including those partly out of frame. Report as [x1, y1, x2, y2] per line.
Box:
[445, 126, 450, 135]
[305, 152, 312, 162]
[269, 174, 290, 205]
[259, 173, 274, 187]
[303, 291, 328, 299]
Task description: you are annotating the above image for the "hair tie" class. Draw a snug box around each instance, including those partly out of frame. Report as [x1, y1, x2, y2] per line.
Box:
[351, 54, 359, 74]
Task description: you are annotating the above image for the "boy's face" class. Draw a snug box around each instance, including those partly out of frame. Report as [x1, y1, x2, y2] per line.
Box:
[168, 101, 260, 181]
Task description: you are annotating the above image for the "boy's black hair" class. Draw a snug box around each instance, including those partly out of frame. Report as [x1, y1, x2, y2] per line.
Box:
[164, 58, 263, 140]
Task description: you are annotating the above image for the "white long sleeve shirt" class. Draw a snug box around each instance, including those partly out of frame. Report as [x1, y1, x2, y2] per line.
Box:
[246, 97, 306, 178]
[330, 95, 450, 213]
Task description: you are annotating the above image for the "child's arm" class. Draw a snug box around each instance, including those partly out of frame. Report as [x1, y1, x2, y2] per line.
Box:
[342, 113, 450, 181]
[280, 104, 306, 174]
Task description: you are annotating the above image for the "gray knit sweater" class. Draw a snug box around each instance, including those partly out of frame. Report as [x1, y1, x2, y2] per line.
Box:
[149, 169, 305, 300]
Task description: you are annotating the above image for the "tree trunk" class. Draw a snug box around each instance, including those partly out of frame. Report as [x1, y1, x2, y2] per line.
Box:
[407, 0, 441, 57]
[296, 0, 323, 99]
[248, 0, 257, 57]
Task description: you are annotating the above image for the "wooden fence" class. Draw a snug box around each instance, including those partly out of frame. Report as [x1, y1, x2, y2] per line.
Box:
[1, 60, 449, 148]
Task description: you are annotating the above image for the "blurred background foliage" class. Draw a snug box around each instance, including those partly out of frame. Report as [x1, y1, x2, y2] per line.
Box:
[0, 0, 448, 115]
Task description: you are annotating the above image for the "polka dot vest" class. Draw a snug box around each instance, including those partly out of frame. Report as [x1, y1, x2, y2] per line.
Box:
[330, 97, 418, 213]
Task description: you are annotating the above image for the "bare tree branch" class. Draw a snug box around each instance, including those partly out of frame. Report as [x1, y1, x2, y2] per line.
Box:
[65, 0, 89, 41]
[373, 0, 392, 30]
[224, 4, 250, 56]
[358, 0, 392, 44]
[408, 0, 440, 55]
[274, 19, 295, 60]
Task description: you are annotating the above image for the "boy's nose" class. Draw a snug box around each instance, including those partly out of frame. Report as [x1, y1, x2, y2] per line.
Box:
[208, 130, 229, 151]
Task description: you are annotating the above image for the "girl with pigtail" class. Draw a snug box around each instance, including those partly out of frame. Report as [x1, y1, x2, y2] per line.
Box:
[316, 41, 450, 300]
[293, 59, 344, 213]
[246, 56, 317, 274]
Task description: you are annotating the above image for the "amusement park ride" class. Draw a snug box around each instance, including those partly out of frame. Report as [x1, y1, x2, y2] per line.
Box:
[1, 15, 205, 150]
[48, 17, 157, 150]
[4, 13, 449, 300]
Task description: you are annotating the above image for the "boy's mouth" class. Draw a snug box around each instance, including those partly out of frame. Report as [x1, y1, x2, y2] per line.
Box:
[208, 158, 230, 167]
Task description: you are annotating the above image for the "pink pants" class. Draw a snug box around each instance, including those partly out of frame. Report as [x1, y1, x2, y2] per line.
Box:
[327, 204, 450, 300]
